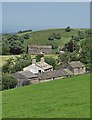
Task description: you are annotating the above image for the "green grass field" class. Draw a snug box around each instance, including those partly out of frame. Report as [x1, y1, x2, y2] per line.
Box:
[2, 74, 90, 118]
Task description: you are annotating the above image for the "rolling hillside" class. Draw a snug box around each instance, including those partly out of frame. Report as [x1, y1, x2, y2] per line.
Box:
[2, 74, 90, 118]
[1, 28, 82, 66]
[18, 28, 82, 51]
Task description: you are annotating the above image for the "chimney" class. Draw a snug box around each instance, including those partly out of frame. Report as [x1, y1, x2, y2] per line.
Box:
[32, 59, 36, 64]
[41, 57, 45, 62]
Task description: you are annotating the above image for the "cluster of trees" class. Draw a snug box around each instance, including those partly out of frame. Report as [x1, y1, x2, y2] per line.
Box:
[2, 34, 25, 55]
[2, 73, 17, 90]
[2, 54, 32, 90]
[48, 33, 61, 40]
[2, 54, 32, 74]
[72, 31, 85, 42]
[18, 29, 32, 34]
[62, 40, 80, 52]
[59, 29, 92, 71]
[2, 33, 31, 55]
[22, 33, 30, 39]
[48, 41, 58, 49]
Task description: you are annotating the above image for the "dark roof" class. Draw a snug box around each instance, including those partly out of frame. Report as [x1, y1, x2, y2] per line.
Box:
[69, 61, 85, 68]
[12, 71, 37, 80]
[63, 69, 73, 75]
[19, 71, 37, 78]
[12, 72, 27, 79]
[36, 69, 69, 80]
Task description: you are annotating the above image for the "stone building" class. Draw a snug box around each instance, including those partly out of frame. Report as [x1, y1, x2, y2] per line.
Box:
[12, 70, 39, 87]
[64, 61, 86, 75]
[23, 57, 53, 74]
[28, 45, 52, 54]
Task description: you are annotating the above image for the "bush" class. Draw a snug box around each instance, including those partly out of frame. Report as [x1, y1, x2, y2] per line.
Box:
[72, 35, 80, 41]
[2, 73, 17, 90]
[52, 42, 58, 49]
[48, 33, 61, 40]
[35, 54, 44, 62]
[78, 31, 85, 39]
[48, 35, 54, 40]
[65, 26, 71, 32]
[23, 33, 30, 39]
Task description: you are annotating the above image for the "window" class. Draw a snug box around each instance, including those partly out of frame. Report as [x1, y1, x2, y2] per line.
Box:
[38, 70, 42, 73]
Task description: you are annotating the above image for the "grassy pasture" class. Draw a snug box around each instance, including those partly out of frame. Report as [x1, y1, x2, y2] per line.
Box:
[19, 28, 81, 51]
[2, 74, 90, 118]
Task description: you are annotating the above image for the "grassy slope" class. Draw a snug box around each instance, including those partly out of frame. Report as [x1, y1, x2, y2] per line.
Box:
[2, 74, 90, 118]
[23, 28, 80, 50]
[1, 28, 81, 67]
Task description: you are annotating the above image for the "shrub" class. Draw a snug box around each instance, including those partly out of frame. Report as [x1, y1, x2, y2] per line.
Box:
[2, 73, 17, 90]
[35, 54, 44, 62]
[65, 26, 71, 32]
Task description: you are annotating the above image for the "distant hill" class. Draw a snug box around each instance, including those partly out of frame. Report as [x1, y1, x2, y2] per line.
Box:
[2, 73, 90, 118]
[18, 28, 82, 52]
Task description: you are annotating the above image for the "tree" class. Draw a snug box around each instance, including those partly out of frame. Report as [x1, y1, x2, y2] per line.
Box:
[2, 73, 17, 90]
[63, 40, 80, 52]
[78, 31, 85, 39]
[2, 58, 14, 73]
[55, 34, 61, 39]
[2, 54, 32, 73]
[45, 57, 58, 70]
[59, 51, 70, 63]
[35, 54, 44, 62]
[23, 33, 30, 39]
[48, 33, 61, 40]
[2, 36, 10, 55]
[10, 40, 24, 54]
[2, 34, 25, 55]
[48, 35, 54, 40]
[65, 26, 71, 32]
[72, 35, 80, 41]
[2, 45, 10, 55]
[51, 42, 58, 49]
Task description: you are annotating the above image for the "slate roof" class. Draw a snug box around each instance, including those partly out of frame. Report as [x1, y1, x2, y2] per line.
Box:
[36, 62, 52, 70]
[36, 69, 69, 80]
[23, 58, 53, 71]
[63, 69, 73, 76]
[19, 71, 37, 78]
[69, 61, 85, 68]
[12, 72, 27, 79]
[12, 71, 37, 79]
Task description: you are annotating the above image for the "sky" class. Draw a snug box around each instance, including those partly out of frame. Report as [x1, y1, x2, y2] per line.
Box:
[2, 2, 90, 33]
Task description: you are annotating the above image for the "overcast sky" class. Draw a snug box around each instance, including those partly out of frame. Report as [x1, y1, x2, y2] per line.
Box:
[2, 2, 90, 33]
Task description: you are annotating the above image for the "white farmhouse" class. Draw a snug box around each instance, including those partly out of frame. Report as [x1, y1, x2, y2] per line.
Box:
[23, 57, 53, 74]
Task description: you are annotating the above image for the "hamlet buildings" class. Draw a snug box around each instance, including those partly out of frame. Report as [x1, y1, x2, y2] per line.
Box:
[12, 58, 86, 87]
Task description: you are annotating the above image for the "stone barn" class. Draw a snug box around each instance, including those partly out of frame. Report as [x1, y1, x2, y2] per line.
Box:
[12, 70, 39, 87]
[64, 61, 86, 75]
[36, 69, 72, 82]
[28, 45, 52, 54]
